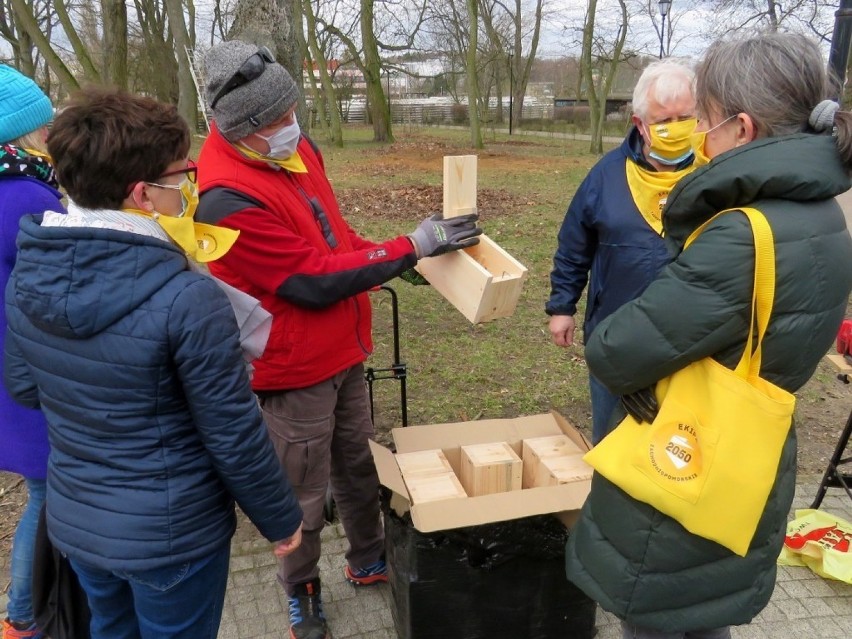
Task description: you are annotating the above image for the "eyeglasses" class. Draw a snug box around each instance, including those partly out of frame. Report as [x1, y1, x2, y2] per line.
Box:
[146, 161, 197, 190]
[209, 47, 275, 110]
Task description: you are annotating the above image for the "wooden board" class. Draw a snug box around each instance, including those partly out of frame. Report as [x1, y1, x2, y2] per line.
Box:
[826, 353, 852, 374]
[459, 441, 522, 497]
[443, 155, 477, 218]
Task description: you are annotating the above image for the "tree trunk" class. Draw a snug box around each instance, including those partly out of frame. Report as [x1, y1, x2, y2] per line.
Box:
[303, 0, 344, 146]
[164, 0, 198, 131]
[361, 0, 393, 142]
[581, 0, 627, 154]
[101, 0, 128, 88]
[512, 0, 544, 129]
[54, 0, 101, 82]
[465, 0, 483, 148]
[228, 0, 299, 98]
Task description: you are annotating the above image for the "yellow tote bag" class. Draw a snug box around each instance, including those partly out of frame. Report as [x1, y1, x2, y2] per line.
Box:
[584, 207, 795, 557]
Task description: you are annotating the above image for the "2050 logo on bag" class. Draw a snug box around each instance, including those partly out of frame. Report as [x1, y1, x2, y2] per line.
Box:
[647, 421, 701, 482]
[630, 397, 721, 505]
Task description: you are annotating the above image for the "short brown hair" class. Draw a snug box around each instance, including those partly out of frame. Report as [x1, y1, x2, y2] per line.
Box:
[48, 86, 190, 209]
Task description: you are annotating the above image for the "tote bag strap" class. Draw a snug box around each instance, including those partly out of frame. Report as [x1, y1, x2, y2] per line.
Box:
[684, 207, 775, 382]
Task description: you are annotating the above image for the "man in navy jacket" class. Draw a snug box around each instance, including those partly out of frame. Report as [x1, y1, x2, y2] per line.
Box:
[547, 60, 696, 443]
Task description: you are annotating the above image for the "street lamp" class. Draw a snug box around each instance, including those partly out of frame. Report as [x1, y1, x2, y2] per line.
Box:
[508, 53, 514, 135]
[658, 0, 672, 59]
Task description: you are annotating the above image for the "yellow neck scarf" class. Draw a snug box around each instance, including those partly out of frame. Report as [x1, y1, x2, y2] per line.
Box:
[624, 161, 695, 234]
[237, 145, 308, 173]
[124, 208, 239, 263]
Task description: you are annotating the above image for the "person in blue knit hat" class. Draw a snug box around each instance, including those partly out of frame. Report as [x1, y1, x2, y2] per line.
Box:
[0, 65, 64, 639]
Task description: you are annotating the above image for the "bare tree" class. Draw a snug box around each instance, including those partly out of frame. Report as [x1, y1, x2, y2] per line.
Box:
[704, 0, 834, 43]
[303, 0, 345, 145]
[316, 0, 427, 143]
[164, 0, 197, 130]
[466, 0, 483, 147]
[580, 0, 629, 154]
[9, 0, 83, 91]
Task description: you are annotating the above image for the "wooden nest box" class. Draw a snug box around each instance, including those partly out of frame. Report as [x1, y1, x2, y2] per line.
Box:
[415, 155, 528, 324]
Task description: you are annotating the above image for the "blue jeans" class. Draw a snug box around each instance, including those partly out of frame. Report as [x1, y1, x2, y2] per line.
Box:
[7, 477, 46, 624]
[621, 622, 731, 638]
[589, 374, 620, 444]
[68, 545, 230, 639]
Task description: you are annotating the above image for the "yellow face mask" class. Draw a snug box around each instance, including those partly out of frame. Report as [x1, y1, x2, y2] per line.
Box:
[126, 178, 240, 263]
[237, 144, 307, 173]
[688, 115, 738, 168]
[688, 131, 711, 168]
[643, 118, 697, 165]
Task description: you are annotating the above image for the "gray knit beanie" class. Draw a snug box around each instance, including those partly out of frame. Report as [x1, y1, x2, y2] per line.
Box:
[204, 40, 299, 142]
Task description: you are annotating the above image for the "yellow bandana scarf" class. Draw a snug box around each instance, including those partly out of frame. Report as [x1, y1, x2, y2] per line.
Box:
[237, 145, 308, 173]
[124, 207, 239, 263]
[625, 161, 695, 234]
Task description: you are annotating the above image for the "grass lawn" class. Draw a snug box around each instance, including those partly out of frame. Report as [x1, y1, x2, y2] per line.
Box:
[303, 124, 617, 441]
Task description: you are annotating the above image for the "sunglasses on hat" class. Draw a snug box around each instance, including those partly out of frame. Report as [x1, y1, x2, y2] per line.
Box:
[210, 46, 275, 110]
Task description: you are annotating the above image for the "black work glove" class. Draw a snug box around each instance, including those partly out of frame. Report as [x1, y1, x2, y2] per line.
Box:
[408, 213, 483, 258]
[620, 386, 659, 424]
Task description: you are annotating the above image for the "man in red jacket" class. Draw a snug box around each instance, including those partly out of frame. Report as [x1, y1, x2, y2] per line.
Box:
[196, 40, 481, 639]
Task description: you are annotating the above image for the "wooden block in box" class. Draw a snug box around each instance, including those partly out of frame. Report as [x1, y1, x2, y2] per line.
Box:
[522, 435, 584, 488]
[533, 454, 593, 488]
[403, 472, 468, 504]
[395, 449, 454, 477]
[460, 441, 522, 497]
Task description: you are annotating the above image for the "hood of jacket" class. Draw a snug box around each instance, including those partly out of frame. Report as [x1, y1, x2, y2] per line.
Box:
[664, 133, 851, 247]
[12, 214, 189, 339]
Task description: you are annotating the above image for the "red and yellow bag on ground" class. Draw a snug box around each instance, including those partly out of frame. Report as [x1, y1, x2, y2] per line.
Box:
[778, 509, 852, 583]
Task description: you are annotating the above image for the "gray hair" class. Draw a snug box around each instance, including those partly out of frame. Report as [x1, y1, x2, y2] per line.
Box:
[695, 33, 828, 138]
[632, 60, 696, 121]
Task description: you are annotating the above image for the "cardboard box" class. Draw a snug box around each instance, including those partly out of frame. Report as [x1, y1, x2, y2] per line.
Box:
[370, 411, 592, 532]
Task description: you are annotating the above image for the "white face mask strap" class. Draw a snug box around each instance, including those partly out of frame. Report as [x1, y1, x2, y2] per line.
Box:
[706, 114, 737, 135]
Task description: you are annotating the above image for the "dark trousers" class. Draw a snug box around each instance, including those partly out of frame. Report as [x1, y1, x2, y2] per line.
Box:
[260, 363, 384, 595]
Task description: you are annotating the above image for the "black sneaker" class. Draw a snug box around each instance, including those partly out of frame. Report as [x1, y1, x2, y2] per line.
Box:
[287, 579, 329, 639]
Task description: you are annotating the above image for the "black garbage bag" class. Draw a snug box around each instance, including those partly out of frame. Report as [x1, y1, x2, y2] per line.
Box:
[31, 505, 91, 639]
[383, 498, 596, 639]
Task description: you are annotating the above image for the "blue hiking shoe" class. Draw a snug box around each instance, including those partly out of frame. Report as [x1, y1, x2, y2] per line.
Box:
[344, 558, 388, 586]
[287, 579, 328, 639]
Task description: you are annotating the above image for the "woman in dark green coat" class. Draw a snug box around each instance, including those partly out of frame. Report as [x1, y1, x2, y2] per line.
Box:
[565, 33, 852, 639]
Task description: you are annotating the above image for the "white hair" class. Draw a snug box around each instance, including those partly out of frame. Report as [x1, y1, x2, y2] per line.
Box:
[632, 59, 696, 120]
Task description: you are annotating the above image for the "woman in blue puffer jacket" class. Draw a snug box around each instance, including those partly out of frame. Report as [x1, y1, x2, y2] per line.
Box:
[4, 86, 303, 639]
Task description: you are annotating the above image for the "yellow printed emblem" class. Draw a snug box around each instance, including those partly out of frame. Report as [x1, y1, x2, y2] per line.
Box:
[647, 420, 702, 483]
